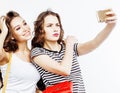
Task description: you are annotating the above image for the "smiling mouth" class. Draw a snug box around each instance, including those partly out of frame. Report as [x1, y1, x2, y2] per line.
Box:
[24, 31, 30, 36]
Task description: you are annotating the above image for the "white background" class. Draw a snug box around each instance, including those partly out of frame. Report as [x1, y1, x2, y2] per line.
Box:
[0, 0, 120, 93]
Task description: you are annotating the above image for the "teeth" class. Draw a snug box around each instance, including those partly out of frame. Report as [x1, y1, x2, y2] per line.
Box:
[24, 32, 29, 36]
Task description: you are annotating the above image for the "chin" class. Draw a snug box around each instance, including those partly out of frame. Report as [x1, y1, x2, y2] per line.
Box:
[26, 36, 32, 40]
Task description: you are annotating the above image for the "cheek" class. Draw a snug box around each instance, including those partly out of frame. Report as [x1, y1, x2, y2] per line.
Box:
[44, 33, 50, 39]
[44, 28, 51, 33]
[12, 31, 21, 40]
[45, 29, 51, 36]
[44, 32, 53, 40]
[27, 26, 31, 31]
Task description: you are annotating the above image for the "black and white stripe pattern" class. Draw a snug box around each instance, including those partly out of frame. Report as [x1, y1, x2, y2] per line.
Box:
[31, 43, 86, 93]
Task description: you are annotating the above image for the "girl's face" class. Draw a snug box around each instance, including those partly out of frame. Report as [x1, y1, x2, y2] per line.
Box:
[10, 17, 32, 42]
[43, 15, 61, 42]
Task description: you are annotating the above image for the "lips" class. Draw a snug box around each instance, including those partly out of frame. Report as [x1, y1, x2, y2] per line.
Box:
[53, 33, 59, 37]
[23, 31, 30, 36]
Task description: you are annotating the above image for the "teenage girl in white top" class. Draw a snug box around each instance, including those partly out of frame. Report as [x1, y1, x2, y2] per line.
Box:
[0, 11, 41, 93]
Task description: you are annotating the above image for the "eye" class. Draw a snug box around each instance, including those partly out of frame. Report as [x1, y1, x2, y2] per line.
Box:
[47, 24, 52, 27]
[23, 22, 27, 25]
[15, 27, 21, 31]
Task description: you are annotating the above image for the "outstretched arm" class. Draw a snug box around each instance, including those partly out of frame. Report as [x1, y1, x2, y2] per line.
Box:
[77, 9, 117, 56]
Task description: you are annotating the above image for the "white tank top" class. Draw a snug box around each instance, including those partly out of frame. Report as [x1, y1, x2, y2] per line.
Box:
[0, 54, 40, 93]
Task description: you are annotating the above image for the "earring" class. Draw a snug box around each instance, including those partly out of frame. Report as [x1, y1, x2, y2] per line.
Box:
[11, 37, 14, 40]
[11, 37, 15, 41]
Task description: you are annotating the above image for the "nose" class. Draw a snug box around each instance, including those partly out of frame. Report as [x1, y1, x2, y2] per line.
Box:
[22, 25, 28, 32]
[53, 25, 59, 32]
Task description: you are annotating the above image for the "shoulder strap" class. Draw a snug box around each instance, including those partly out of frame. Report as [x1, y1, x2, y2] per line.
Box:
[2, 53, 12, 93]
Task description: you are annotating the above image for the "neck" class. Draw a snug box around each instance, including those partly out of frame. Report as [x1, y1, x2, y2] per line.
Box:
[16, 42, 30, 53]
[15, 42, 30, 62]
[44, 42, 60, 52]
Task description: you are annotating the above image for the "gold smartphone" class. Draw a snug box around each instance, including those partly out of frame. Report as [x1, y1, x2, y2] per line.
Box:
[97, 9, 111, 22]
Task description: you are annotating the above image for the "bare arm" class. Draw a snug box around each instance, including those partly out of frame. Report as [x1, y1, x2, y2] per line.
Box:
[77, 9, 117, 56]
[0, 16, 8, 62]
[33, 36, 77, 76]
[36, 88, 42, 93]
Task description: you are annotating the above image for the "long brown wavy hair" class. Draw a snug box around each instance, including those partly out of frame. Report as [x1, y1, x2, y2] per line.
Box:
[3, 11, 20, 52]
[32, 10, 64, 48]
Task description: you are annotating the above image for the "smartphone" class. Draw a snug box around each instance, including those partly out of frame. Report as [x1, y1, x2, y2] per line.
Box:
[97, 9, 111, 23]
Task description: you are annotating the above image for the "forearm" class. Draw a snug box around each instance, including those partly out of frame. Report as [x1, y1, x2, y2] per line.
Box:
[93, 23, 116, 47]
[77, 23, 116, 56]
[0, 35, 6, 49]
[0, 32, 7, 55]
[0, 30, 8, 61]
[60, 44, 74, 75]
[0, 16, 8, 52]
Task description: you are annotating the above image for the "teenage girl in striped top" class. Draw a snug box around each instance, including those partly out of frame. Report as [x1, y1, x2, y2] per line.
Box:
[31, 9, 116, 93]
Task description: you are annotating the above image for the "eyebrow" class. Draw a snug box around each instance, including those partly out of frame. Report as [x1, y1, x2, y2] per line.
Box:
[13, 20, 26, 30]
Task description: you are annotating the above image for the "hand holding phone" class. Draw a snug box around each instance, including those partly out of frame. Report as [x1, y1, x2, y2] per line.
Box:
[97, 9, 111, 23]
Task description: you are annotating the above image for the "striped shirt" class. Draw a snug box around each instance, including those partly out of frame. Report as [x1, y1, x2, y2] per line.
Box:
[31, 43, 86, 93]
